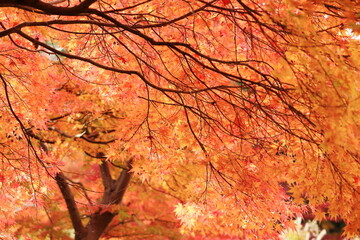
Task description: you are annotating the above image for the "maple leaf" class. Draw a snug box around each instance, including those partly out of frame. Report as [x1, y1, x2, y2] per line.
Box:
[222, 0, 231, 5]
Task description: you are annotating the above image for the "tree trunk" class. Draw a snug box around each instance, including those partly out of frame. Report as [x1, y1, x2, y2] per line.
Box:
[79, 211, 116, 240]
[56, 160, 132, 240]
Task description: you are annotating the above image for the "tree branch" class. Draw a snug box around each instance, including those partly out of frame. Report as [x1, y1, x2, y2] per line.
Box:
[99, 153, 115, 194]
[81, 159, 132, 239]
[55, 172, 85, 239]
[112, 160, 133, 204]
[0, 0, 97, 15]
[101, 159, 132, 205]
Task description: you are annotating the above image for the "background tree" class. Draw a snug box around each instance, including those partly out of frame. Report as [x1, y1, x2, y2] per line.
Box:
[0, 0, 359, 239]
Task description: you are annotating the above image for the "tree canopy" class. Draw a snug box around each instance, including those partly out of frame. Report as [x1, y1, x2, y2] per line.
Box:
[0, 0, 359, 239]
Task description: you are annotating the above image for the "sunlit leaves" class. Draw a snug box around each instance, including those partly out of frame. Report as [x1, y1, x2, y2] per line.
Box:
[0, 0, 359, 238]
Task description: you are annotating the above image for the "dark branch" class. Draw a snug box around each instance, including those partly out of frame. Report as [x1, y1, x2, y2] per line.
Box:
[55, 172, 85, 238]
[99, 155, 115, 193]
[101, 159, 132, 205]
[0, 0, 97, 15]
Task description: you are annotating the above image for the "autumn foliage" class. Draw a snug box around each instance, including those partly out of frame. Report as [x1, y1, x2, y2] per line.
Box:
[0, 0, 359, 239]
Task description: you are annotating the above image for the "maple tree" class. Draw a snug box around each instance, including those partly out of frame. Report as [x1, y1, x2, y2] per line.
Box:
[0, 0, 359, 239]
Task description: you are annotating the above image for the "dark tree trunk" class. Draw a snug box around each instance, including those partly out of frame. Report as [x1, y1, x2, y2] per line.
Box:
[78, 211, 116, 240]
[56, 160, 133, 240]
